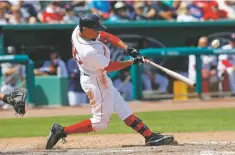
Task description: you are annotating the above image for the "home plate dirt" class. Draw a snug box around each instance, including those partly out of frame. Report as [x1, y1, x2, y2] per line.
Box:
[1, 132, 235, 155]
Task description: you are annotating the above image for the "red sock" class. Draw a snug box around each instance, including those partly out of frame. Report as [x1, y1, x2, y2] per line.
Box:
[124, 114, 153, 138]
[64, 120, 93, 135]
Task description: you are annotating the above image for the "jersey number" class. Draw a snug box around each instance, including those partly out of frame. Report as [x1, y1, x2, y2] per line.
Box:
[72, 44, 83, 65]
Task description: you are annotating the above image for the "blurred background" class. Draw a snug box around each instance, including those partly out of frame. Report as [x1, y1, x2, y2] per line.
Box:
[0, 0, 235, 109]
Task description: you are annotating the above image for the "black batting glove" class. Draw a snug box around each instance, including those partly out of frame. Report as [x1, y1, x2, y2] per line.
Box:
[132, 56, 145, 65]
[127, 47, 142, 58]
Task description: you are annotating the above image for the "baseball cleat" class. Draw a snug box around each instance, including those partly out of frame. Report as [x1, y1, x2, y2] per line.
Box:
[145, 132, 174, 146]
[46, 123, 67, 150]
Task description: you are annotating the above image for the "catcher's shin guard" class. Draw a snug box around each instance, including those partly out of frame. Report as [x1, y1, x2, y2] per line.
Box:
[46, 123, 67, 149]
[3, 87, 27, 116]
[145, 132, 174, 146]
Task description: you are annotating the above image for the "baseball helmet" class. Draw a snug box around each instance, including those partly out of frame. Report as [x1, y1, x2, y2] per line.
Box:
[79, 14, 107, 31]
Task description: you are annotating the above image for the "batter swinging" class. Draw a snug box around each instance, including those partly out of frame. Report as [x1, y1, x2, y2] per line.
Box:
[46, 14, 174, 149]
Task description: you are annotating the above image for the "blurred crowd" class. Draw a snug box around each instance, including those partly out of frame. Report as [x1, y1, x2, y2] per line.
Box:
[0, 0, 235, 25]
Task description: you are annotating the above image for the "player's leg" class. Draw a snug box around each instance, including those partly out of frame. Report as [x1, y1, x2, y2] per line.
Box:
[113, 86, 174, 146]
[46, 75, 115, 149]
[226, 67, 235, 94]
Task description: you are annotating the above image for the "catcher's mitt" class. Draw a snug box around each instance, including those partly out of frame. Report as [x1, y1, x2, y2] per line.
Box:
[3, 87, 27, 116]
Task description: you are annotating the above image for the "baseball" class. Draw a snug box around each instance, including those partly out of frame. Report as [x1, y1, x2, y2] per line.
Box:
[211, 39, 220, 48]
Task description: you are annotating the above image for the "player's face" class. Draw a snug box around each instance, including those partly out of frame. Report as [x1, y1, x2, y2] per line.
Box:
[84, 28, 99, 39]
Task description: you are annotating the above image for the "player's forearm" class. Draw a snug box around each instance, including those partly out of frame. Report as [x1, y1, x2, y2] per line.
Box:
[100, 31, 128, 50]
[104, 60, 133, 72]
[4, 66, 20, 76]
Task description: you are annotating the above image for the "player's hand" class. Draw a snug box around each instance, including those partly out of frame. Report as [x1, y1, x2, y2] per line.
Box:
[133, 56, 145, 65]
[127, 47, 142, 58]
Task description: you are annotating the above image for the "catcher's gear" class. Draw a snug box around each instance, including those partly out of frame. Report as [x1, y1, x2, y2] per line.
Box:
[145, 132, 174, 146]
[3, 87, 27, 116]
[127, 47, 142, 58]
[46, 123, 67, 150]
[133, 56, 145, 65]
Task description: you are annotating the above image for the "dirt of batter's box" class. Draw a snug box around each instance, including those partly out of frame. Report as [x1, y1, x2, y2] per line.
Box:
[0, 131, 235, 154]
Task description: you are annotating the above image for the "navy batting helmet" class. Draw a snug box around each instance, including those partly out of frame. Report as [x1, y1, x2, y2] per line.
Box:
[79, 14, 107, 31]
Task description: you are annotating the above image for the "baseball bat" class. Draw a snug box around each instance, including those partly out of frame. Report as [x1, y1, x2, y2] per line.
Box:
[144, 59, 196, 88]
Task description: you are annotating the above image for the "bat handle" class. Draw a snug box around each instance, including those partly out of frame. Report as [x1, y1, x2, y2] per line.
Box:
[144, 59, 150, 64]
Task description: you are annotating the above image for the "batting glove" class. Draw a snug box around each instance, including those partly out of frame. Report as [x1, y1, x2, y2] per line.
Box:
[133, 56, 145, 65]
[127, 47, 142, 58]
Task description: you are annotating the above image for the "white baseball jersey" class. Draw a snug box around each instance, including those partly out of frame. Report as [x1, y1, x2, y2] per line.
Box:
[218, 44, 235, 71]
[71, 26, 132, 131]
[72, 26, 110, 76]
[217, 44, 235, 92]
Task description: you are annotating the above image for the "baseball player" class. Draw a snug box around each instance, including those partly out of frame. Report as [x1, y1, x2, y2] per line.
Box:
[217, 33, 235, 94]
[46, 14, 174, 149]
[188, 36, 217, 94]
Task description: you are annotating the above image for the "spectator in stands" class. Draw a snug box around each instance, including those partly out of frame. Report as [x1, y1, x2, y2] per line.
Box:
[188, 36, 218, 99]
[217, 0, 235, 19]
[62, 5, 79, 24]
[41, 2, 63, 24]
[88, 0, 111, 20]
[34, 61, 58, 76]
[217, 33, 235, 95]
[133, 1, 149, 20]
[67, 58, 87, 106]
[0, 8, 7, 24]
[18, 1, 38, 20]
[0, 1, 11, 13]
[177, 2, 200, 22]
[144, 0, 179, 20]
[0, 46, 25, 109]
[108, 2, 132, 21]
[50, 52, 68, 77]
[34, 52, 68, 78]
[193, 0, 227, 20]
[9, 5, 25, 24]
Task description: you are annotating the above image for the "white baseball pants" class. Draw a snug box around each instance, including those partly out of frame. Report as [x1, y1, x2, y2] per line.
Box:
[80, 73, 132, 131]
[226, 67, 235, 93]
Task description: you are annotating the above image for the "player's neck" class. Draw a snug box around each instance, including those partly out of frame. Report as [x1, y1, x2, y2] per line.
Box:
[79, 32, 94, 41]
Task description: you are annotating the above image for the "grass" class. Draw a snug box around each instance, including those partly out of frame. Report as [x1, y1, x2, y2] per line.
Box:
[0, 108, 235, 138]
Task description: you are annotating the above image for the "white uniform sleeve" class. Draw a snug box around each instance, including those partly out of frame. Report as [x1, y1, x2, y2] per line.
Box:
[85, 50, 110, 69]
